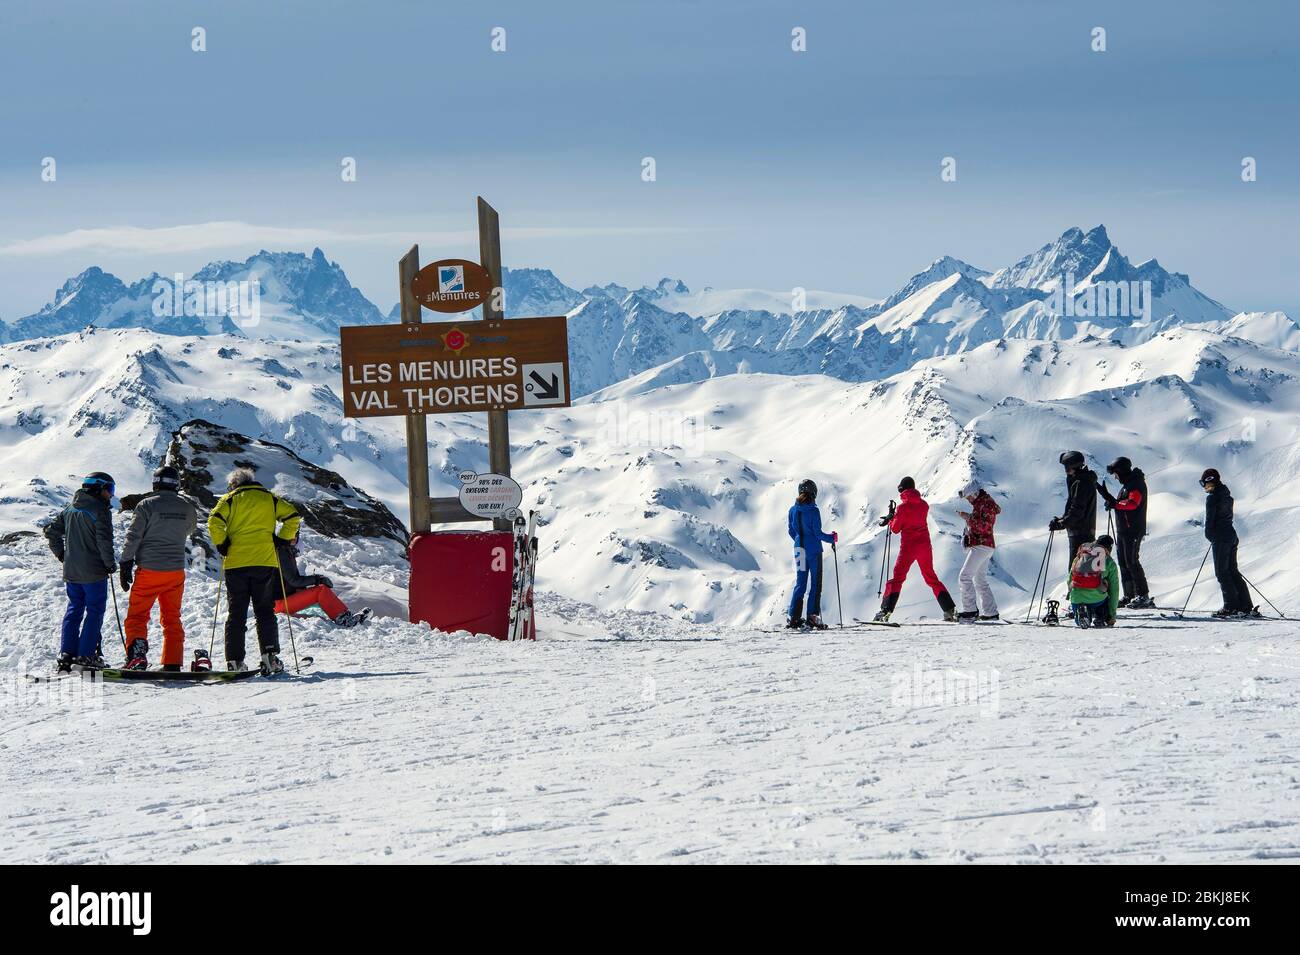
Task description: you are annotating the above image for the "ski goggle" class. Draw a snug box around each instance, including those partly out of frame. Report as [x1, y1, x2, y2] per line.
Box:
[84, 478, 115, 496]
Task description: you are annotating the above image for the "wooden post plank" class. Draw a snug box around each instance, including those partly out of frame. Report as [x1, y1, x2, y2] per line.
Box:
[478, 197, 513, 531]
[398, 245, 433, 537]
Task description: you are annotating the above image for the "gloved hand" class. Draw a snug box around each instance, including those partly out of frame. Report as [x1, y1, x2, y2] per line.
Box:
[216, 539, 231, 557]
[831, 532, 838, 544]
[54, 550, 64, 563]
[119, 560, 134, 592]
[1049, 517, 1065, 531]
[1104, 499, 1115, 511]
[1098, 481, 1116, 503]
[316, 576, 333, 589]
[877, 515, 891, 528]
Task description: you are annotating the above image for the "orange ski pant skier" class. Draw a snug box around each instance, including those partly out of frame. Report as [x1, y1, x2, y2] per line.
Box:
[124, 568, 187, 667]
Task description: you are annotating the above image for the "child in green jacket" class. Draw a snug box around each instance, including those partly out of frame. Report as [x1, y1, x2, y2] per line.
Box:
[1068, 535, 1120, 628]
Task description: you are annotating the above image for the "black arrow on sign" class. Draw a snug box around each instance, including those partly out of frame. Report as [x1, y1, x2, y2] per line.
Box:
[528, 370, 560, 400]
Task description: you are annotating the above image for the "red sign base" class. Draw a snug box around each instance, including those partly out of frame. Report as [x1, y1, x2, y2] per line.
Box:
[409, 530, 534, 640]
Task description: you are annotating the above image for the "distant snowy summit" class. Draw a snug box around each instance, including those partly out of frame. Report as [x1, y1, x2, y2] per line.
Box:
[2, 225, 1292, 397]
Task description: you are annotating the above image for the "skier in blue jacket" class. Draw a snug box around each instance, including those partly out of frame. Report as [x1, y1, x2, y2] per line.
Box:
[787, 479, 837, 629]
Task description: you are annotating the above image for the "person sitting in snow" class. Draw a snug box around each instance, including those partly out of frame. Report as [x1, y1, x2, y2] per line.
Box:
[1068, 535, 1119, 628]
[786, 479, 837, 630]
[874, 476, 958, 622]
[273, 533, 371, 628]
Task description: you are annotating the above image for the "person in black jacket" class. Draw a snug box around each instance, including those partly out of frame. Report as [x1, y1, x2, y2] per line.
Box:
[43, 472, 118, 671]
[1099, 456, 1152, 608]
[1200, 469, 1257, 618]
[273, 535, 371, 627]
[1050, 451, 1098, 576]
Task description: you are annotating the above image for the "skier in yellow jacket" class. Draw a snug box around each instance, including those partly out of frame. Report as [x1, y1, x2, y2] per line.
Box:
[207, 468, 301, 673]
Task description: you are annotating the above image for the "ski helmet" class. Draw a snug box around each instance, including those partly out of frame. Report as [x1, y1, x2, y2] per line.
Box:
[797, 479, 817, 499]
[898, 476, 916, 492]
[153, 465, 181, 491]
[1200, 468, 1221, 487]
[1059, 450, 1085, 470]
[1095, 534, 1114, 550]
[82, 471, 116, 495]
[1106, 456, 1132, 476]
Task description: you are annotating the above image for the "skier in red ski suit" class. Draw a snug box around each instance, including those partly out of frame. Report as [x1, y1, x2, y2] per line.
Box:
[874, 477, 958, 622]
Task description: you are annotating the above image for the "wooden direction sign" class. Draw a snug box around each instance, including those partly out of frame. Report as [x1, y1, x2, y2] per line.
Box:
[410, 258, 494, 313]
[340, 316, 571, 418]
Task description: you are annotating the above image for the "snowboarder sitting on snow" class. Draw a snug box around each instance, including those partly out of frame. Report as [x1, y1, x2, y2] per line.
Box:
[43, 472, 118, 672]
[119, 465, 198, 672]
[874, 477, 958, 622]
[207, 467, 302, 673]
[955, 480, 1000, 622]
[1049, 450, 1098, 587]
[274, 533, 372, 628]
[1068, 535, 1119, 628]
[786, 478, 837, 629]
[1200, 468, 1259, 619]
[1098, 456, 1152, 609]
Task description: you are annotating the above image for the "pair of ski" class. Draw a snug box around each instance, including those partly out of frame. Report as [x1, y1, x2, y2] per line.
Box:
[507, 511, 538, 641]
[31, 657, 314, 684]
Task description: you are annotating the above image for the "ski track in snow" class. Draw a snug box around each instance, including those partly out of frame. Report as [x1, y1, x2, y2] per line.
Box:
[3, 546, 1298, 864]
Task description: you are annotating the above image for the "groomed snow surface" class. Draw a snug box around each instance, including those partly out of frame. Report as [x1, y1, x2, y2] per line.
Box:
[2, 535, 1296, 865]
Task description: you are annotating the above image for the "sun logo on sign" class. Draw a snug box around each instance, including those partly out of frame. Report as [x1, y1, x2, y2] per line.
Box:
[441, 327, 469, 352]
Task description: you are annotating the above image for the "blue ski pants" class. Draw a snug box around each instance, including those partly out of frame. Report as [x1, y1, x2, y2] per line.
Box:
[61, 579, 108, 657]
[789, 550, 823, 618]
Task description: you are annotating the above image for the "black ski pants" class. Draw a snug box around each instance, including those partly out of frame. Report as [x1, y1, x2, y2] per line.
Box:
[1116, 533, 1149, 599]
[224, 566, 281, 662]
[1211, 539, 1252, 613]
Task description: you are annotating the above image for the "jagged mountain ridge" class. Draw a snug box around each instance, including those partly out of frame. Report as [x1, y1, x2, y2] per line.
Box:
[0, 226, 1279, 400]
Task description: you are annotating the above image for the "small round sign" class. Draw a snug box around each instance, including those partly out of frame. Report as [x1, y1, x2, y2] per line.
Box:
[411, 258, 495, 314]
[457, 472, 523, 520]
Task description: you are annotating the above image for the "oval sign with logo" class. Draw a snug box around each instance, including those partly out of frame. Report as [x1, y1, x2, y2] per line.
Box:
[458, 471, 523, 520]
[411, 258, 495, 313]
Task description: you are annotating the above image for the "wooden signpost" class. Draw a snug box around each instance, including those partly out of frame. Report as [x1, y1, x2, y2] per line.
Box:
[344, 198, 570, 533]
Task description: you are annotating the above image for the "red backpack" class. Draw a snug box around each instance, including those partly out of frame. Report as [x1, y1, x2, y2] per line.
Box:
[1070, 546, 1106, 590]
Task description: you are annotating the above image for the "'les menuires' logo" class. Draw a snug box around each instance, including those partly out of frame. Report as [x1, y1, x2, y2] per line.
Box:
[438, 265, 465, 294]
[440, 327, 469, 352]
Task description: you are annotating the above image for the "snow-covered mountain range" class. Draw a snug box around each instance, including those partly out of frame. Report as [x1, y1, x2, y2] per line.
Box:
[1, 224, 1297, 628]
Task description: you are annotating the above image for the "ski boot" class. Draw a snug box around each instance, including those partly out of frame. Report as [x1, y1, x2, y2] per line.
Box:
[806, 614, 829, 630]
[957, 611, 979, 624]
[1042, 600, 1061, 627]
[227, 659, 249, 672]
[260, 652, 285, 676]
[785, 615, 805, 629]
[1236, 606, 1264, 619]
[124, 639, 149, 671]
[1073, 605, 1092, 629]
[1211, 608, 1236, 619]
[1129, 595, 1155, 609]
[872, 610, 891, 623]
[942, 608, 958, 622]
[191, 648, 213, 672]
[56, 651, 75, 674]
[978, 613, 1000, 622]
[333, 608, 373, 628]
[1116, 595, 1133, 609]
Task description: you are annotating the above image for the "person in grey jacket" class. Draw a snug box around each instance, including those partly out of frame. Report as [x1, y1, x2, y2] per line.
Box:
[44, 472, 118, 671]
[119, 465, 198, 670]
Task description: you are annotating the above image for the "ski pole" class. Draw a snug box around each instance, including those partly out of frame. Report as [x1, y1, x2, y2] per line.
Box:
[109, 575, 128, 656]
[1175, 546, 1210, 618]
[275, 555, 301, 674]
[208, 561, 224, 658]
[1241, 574, 1287, 619]
[832, 541, 844, 628]
[1035, 530, 1055, 626]
[1026, 529, 1053, 623]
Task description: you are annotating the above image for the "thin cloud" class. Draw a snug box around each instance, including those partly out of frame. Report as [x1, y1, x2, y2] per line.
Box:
[0, 221, 716, 258]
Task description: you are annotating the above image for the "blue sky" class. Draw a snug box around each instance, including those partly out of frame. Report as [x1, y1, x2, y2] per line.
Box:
[0, 0, 1296, 317]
